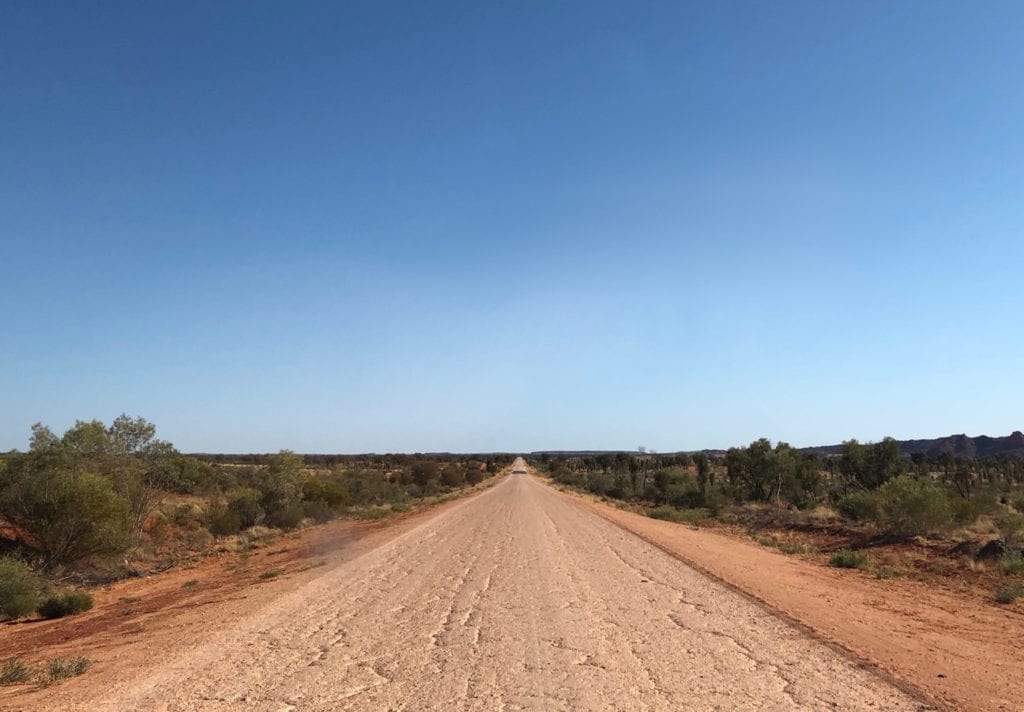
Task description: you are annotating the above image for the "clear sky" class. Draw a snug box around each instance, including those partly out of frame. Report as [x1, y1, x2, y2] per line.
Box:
[2, 1, 1022, 453]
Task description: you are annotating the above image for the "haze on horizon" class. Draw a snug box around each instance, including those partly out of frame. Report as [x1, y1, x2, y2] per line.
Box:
[3, 2, 1022, 454]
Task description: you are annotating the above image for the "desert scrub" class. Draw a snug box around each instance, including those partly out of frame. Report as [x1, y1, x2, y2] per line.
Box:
[37, 590, 94, 619]
[829, 549, 870, 569]
[258, 569, 282, 580]
[647, 506, 709, 526]
[0, 658, 30, 685]
[45, 657, 90, 684]
[995, 583, 1022, 605]
[875, 476, 953, 537]
[0, 556, 40, 620]
[1001, 550, 1024, 575]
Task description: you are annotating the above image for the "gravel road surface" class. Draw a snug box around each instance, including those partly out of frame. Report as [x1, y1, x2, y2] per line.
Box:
[94, 459, 925, 711]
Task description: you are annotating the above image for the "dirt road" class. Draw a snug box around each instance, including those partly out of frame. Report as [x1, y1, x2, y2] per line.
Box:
[36, 460, 928, 710]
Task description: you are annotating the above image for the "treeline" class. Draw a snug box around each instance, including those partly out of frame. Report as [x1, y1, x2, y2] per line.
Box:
[194, 452, 516, 469]
[0, 416, 506, 620]
[538, 438, 1024, 538]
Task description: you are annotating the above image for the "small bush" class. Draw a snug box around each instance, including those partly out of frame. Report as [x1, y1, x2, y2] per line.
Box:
[1001, 550, 1024, 576]
[258, 569, 282, 580]
[997, 513, 1024, 549]
[0, 557, 40, 620]
[995, 583, 1022, 604]
[37, 590, 94, 619]
[950, 494, 996, 526]
[265, 503, 304, 531]
[0, 658, 30, 685]
[206, 503, 243, 537]
[874, 566, 901, 580]
[46, 657, 90, 683]
[829, 549, 869, 569]
[391, 501, 410, 513]
[647, 506, 708, 526]
[777, 542, 817, 555]
[835, 491, 879, 522]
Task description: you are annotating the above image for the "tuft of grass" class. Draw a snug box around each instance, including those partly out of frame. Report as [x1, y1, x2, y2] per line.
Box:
[995, 583, 1022, 605]
[1000, 550, 1024, 576]
[776, 541, 818, 555]
[45, 657, 90, 684]
[182, 579, 199, 591]
[829, 549, 870, 570]
[0, 658, 30, 685]
[258, 569, 282, 580]
[874, 566, 901, 580]
[37, 590, 93, 620]
[647, 506, 709, 526]
[756, 536, 817, 556]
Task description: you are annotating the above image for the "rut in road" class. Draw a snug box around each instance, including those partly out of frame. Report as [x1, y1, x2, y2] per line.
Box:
[94, 462, 926, 711]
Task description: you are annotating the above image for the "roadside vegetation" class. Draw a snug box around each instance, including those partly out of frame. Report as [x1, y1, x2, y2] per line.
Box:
[536, 439, 1024, 603]
[0, 416, 509, 637]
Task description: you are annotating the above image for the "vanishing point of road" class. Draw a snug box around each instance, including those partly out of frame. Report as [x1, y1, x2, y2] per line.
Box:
[90, 458, 926, 711]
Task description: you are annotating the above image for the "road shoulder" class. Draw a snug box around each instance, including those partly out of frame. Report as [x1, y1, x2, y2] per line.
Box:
[543, 476, 1023, 712]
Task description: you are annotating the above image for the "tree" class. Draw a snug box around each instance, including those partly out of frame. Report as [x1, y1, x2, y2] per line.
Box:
[839, 438, 905, 491]
[694, 453, 713, 500]
[108, 414, 158, 455]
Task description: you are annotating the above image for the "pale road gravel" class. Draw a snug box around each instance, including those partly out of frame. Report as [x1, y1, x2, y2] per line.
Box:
[88, 459, 927, 711]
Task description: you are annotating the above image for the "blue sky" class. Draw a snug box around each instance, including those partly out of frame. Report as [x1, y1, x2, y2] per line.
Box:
[2, 1, 1022, 453]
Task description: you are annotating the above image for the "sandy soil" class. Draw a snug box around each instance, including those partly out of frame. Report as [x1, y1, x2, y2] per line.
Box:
[3, 460, 929, 711]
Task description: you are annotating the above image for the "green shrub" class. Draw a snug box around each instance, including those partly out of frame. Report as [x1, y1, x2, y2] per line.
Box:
[1001, 550, 1024, 576]
[391, 501, 410, 513]
[1, 471, 134, 567]
[875, 476, 952, 537]
[258, 569, 281, 580]
[0, 658, 30, 685]
[301, 499, 335, 523]
[302, 477, 350, 508]
[265, 502, 304, 530]
[997, 513, 1024, 549]
[829, 549, 869, 569]
[950, 493, 996, 526]
[835, 491, 879, 522]
[37, 590, 93, 619]
[205, 503, 242, 537]
[647, 506, 709, 526]
[995, 583, 1022, 604]
[46, 657, 89, 683]
[0, 557, 40, 620]
[227, 489, 265, 529]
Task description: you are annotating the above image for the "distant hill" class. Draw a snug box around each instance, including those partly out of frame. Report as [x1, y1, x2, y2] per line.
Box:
[801, 431, 1024, 458]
